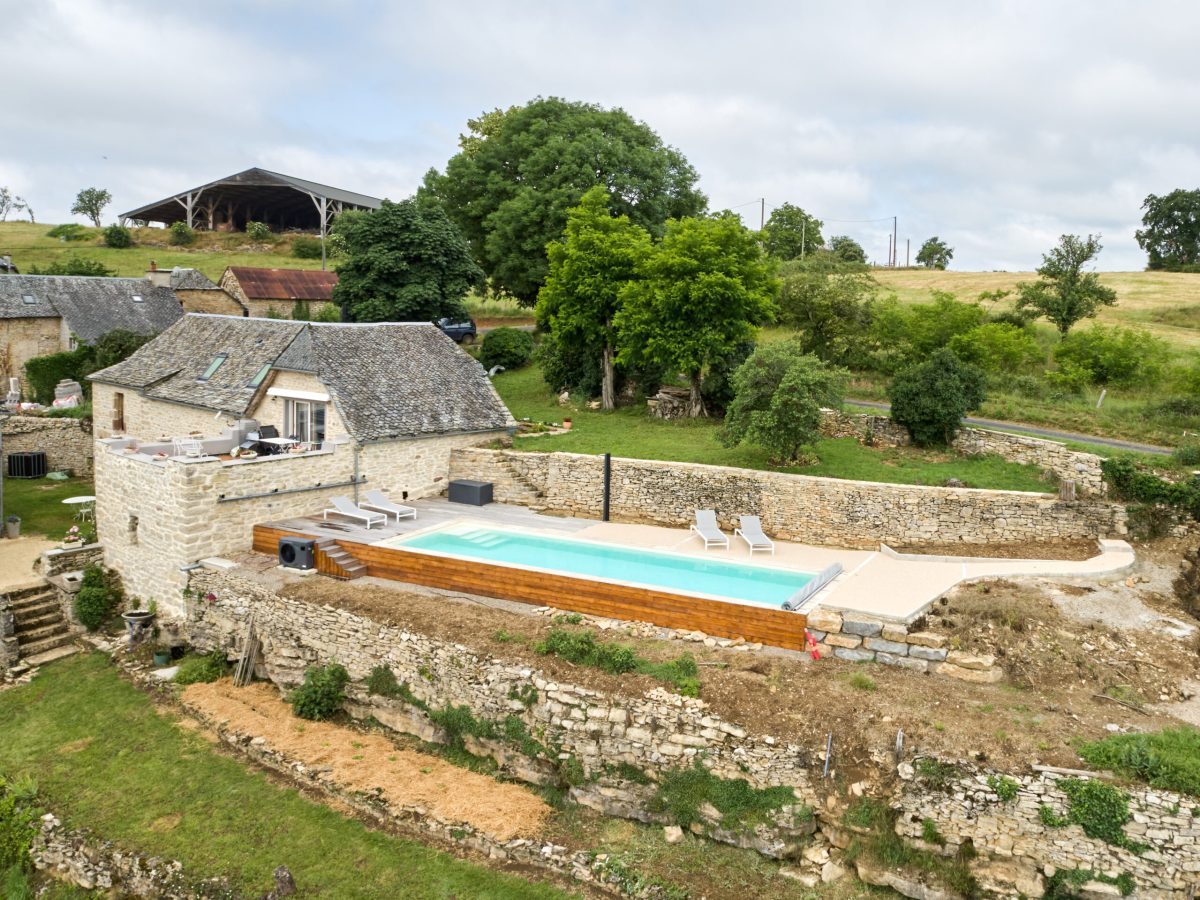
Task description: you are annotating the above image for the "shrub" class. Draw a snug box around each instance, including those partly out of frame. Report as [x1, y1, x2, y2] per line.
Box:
[1102, 457, 1200, 518]
[888, 348, 987, 446]
[987, 774, 1021, 803]
[366, 664, 402, 698]
[168, 221, 195, 246]
[102, 224, 133, 248]
[1077, 727, 1200, 797]
[1174, 443, 1200, 466]
[479, 327, 534, 370]
[948, 322, 1044, 375]
[290, 662, 349, 720]
[72, 564, 122, 631]
[1053, 325, 1168, 388]
[536, 628, 637, 674]
[1057, 777, 1143, 851]
[291, 235, 323, 259]
[23, 347, 93, 404]
[46, 223, 90, 241]
[245, 221, 272, 241]
[0, 776, 39, 875]
[174, 649, 229, 685]
[28, 255, 114, 276]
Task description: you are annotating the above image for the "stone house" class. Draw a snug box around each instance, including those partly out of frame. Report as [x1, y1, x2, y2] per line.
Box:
[88, 314, 515, 611]
[144, 262, 245, 316]
[0, 275, 183, 396]
[219, 266, 339, 319]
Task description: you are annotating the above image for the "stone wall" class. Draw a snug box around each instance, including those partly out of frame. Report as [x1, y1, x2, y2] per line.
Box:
[818, 410, 1107, 496]
[449, 449, 1126, 549]
[96, 430, 508, 615]
[92, 383, 231, 439]
[1, 415, 94, 475]
[174, 287, 245, 316]
[40, 542, 104, 577]
[0, 592, 16, 671]
[896, 762, 1199, 897]
[0, 315, 63, 395]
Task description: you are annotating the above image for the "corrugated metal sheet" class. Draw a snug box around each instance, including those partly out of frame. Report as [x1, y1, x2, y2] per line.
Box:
[229, 267, 338, 301]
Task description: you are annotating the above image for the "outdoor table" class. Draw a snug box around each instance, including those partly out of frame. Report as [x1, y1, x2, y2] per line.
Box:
[62, 495, 96, 521]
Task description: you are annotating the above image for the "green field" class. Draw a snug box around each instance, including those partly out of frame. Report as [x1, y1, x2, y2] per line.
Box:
[493, 366, 1051, 491]
[0, 654, 571, 899]
[2, 476, 94, 539]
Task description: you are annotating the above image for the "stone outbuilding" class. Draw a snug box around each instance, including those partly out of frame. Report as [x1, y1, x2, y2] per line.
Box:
[88, 314, 515, 609]
[0, 275, 183, 396]
[219, 266, 339, 319]
[145, 263, 245, 316]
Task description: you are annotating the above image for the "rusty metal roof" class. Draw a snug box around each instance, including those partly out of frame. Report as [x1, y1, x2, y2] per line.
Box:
[227, 267, 338, 301]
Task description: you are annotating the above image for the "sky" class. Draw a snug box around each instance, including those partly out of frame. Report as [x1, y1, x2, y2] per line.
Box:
[2, 0, 1197, 271]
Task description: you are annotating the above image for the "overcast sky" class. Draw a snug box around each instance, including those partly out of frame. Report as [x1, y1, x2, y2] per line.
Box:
[2, 0, 1196, 271]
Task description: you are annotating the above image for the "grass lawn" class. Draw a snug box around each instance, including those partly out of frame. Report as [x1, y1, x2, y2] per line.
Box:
[493, 366, 1051, 492]
[2, 475, 94, 540]
[0, 654, 573, 899]
[0, 221, 328, 282]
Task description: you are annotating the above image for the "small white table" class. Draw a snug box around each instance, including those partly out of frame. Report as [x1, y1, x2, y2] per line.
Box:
[258, 437, 299, 454]
[63, 495, 96, 521]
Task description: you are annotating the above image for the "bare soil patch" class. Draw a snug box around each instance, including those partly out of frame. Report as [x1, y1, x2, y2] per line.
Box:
[891, 539, 1097, 560]
[182, 679, 550, 841]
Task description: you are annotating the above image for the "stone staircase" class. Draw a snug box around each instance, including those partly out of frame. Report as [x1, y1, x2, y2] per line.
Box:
[313, 537, 366, 581]
[492, 456, 547, 510]
[8, 582, 77, 666]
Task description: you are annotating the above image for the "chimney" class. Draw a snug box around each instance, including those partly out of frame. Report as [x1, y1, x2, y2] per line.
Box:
[145, 259, 171, 287]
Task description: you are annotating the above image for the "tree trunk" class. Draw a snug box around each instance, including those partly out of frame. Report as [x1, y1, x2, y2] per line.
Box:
[688, 371, 707, 417]
[601, 341, 615, 411]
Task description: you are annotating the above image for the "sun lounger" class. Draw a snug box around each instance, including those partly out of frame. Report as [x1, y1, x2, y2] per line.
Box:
[360, 489, 417, 523]
[781, 563, 843, 611]
[323, 495, 386, 529]
[735, 515, 775, 555]
[690, 509, 729, 550]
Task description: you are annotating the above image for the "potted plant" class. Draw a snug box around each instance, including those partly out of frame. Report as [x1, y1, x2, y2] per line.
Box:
[153, 643, 172, 667]
[562, 417, 572, 430]
[62, 525, 83, 549]
[4, 515, 19, 539]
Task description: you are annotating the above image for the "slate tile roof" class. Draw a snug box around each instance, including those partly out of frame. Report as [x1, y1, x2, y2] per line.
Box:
[226, 267, 338, 301]
[169, 268, 222, 291]
[90, 314, 515, 440]
[0, 275, 183, 341]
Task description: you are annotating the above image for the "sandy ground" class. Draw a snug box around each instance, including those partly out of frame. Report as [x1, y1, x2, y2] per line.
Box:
[182, 680, 550, 841]
[0, 537, 55, 590]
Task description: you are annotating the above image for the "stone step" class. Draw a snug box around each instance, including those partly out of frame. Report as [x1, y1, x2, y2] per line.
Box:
[22, 643, 80, 667]
[13, 609, 64, 632]
[8, 590, 57, 613]
[18, 632, 74, 659]
[10, 599, 60, 621]
[3, 582, 53, 605]
[16, 621, 69, 646]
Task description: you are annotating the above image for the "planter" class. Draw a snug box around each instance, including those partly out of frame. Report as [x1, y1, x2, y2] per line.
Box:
[563, 419, 572, 431]
[4, 518, 19, 539]
[61, 541, 83, 551]
[153, 650, 172, 667]
[121, 610, 156, 648]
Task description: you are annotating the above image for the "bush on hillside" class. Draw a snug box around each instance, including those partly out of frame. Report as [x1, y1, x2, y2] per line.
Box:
[291, 235, 323, 259]
[245, 221, 272, 241]
[1077, 727, 1200, 797]
[479, 327, 534, 371]
[290, 662, 349, 720]
[889, 348, 987, 446]
[168, 221, 195, 246]
[102, 224, 133, 248]
[947, 322, 1044, 375]
[46, 223, 90, 241]
[1053, 325, 1168, 388]
[28, 255, 115, 277]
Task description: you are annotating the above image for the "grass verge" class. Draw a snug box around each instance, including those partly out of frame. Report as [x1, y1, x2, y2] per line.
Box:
[1076, 727, 1200, 798]
[0, 654, 570, 899]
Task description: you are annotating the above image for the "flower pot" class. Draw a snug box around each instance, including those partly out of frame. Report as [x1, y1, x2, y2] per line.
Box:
[121, 610, 156, 648]
[153, 650, 172, 667]
[4, 519, 19, 539]
[61, 541, 83, 551]
[562, 419, 572, 430]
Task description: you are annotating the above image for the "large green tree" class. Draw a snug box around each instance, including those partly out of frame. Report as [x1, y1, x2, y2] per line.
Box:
[537, 187, 651, 410]
[776, 259, 878, 367]
[828, 235, 867, 265]
[1016, 234, 1117, 337]
[424, 97, 706, 306]
[615, 213, 778, 417]
[71, 187, 111, 228]
[332, 198, 484, 323]
[915, 236, 953, 269]
[761, 203, 824, 260]
[720, 340, 847, 464]
[1136, 189, 1200, 271]
[889, 348, 986, 446]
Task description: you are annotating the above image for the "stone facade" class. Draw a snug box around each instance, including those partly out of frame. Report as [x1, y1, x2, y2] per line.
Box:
[897, 762, 1199, 897]
[92, 382, 229, 439]
[819, 410, 1107, 496]
[449, 449, 1126, 549]
[173, 287, 245, 316]
[0, 315, 63, 394]
[1, 415, 94, 475]
[95, 430, 505, 615]
[0, 592, 16, 671]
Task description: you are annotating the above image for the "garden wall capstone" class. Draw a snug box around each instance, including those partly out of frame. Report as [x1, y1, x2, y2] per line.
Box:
[1, 415, 94, 475]
[449, 449, 1125, 549]
[896, 761, 1200, 898]
[818, 410, 1106, 496]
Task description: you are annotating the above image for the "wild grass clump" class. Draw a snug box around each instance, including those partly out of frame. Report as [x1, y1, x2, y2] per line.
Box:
[848, 671, 877, 691]
[173, 649, 229, 686]
[289, 662, 349, 721]
[0, 775, 39, 877]
[650, 759, 804, 832]
[535, 627, 700, 696]
[1077, 727, 1200, 797]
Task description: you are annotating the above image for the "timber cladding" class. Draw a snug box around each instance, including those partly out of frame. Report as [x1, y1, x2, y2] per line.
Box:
[253, 525, 809, 650]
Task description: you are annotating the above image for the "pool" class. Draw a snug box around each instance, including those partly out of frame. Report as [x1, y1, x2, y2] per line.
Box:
[392, 522, 815, 608]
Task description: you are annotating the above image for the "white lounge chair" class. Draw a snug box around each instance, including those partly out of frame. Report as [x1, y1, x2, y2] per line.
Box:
[323, 496, 386, 529]
[360, 490, 417, 523]
[735, 515, 775, 555]
[690, 509, 729, 550]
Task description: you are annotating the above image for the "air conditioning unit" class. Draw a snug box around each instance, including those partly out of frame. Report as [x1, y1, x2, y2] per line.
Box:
[278, 537, 315, 570]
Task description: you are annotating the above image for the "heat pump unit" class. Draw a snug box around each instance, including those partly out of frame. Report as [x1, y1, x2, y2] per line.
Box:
[278, 537, 315, 570]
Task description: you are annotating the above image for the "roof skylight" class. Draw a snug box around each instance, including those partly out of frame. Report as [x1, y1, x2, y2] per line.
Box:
[197, 353, 228, 382]
[22, 294, 36, 304]
[247, 364, 272, 388]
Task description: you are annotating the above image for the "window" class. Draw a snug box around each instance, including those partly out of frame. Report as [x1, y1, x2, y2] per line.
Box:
[197, 353, 227, 382]
[22, 294, 36, 305]
[247, 364, 272, 388]
[68, 336, 78, 351]
[285, 398, 326, 444]
[112, 392, 125, 433]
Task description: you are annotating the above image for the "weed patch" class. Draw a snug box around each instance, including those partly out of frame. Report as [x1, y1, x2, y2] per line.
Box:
[1077, 727, 1200, 797]
[649, 760, 805, 832]
[1045, 867, 1134, 898]
[1054, 778, 1146, 853]
[986, 774, 1020, 803]
[915, 758, 964, 791]
[173, 649, 229, 686]
[536, 627, 700, 696]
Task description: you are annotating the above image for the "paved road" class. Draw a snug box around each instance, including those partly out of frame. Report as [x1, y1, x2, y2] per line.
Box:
[846, 399, 1171, 456]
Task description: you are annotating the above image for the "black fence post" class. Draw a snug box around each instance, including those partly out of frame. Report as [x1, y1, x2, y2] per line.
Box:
[602, 452, 611, 522]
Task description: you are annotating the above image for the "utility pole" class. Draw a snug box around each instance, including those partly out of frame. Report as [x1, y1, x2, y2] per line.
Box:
[906, 238, 910, 268]
[892, 216, 898, 267]
[887, 234, 893, 269]
[760, 198, 765, 231]
[801, 218, 806, 260]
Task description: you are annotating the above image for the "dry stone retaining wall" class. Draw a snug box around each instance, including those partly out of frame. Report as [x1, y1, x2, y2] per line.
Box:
[2, 415, 94, 475]
[450, 449, 1125, 549]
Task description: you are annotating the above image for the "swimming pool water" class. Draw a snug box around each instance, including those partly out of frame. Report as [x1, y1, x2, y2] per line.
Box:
[396, 524, 814, 607]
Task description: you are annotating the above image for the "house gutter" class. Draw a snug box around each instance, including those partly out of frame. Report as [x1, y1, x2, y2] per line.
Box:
[215, 476, 365, 503]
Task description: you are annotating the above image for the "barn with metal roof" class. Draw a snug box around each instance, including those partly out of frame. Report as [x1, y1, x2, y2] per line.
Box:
[119, 167, 382, 233]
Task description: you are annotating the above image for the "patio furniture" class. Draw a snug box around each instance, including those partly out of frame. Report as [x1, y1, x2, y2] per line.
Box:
[448, 479, 493, 506]
[63, 495, 96, 522]
[360, 490, 417, 523]
[173, 438, 204, 458]
[781, 562, 843, 611]
[322, 496, 386, 529]
[734, 515, 775, 555]
[690, 509, 729, 550]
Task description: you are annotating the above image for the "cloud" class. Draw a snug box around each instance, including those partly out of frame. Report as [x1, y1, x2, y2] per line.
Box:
[2, 0, 1198, 270]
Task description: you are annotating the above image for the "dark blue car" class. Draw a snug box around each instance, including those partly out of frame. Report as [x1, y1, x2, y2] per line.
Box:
[435, 316, 477, 343]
